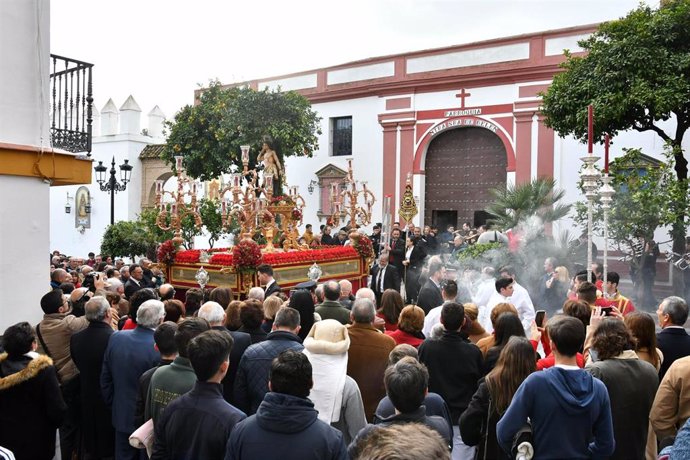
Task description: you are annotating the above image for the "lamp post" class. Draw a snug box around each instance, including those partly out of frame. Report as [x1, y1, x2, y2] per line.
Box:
[94, 156, 133, 225]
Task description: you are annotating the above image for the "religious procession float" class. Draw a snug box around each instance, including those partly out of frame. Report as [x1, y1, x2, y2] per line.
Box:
[153, 143, 376, 297]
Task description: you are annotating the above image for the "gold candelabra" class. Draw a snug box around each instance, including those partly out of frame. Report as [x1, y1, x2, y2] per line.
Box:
[155, 156, 203, 245]
[218, 145, 307, 252]
[329, 158, 376, 228]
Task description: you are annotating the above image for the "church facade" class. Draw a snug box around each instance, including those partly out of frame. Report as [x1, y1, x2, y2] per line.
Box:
[224, 23, 665, 235]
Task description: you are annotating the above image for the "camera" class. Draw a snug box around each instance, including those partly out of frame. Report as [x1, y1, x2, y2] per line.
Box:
[82, 272, 99, 293]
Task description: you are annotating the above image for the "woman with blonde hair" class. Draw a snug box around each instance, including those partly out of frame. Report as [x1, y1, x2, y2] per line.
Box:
[261, 295, 284, 333]
[624, 311, 663, 372]
[385, 305, 425, 348]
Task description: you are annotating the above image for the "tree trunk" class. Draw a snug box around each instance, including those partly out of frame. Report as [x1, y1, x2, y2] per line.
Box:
[671, 144, 688, 297]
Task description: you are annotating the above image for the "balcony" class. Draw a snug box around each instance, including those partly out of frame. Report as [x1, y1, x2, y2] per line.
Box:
[50, 54, 94, 156]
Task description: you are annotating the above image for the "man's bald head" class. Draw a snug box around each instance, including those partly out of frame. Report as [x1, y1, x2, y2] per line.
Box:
[159, 284, 175, 301]
[51, 268, 70, 284]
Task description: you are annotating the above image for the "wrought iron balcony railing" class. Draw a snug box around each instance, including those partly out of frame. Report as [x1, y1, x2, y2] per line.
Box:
[50, 54, 94, 156]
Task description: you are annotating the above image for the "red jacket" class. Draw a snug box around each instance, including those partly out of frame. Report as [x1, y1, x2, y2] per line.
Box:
[385, 329, 424, 348]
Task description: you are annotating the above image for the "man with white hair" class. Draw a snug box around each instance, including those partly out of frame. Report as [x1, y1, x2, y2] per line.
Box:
[106, 277, 124, 296]
[346, 298, 396, 421]
[354, 287, 376, 306]
[71, 297, 116, 459]
[247, 286, 265, 303]
[197, 301, 252, 405]
[339, 279, 355, 310]
[101, 299, 164, 460]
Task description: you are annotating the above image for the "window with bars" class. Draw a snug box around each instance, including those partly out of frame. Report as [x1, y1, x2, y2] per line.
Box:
[331, 116, 352, 156]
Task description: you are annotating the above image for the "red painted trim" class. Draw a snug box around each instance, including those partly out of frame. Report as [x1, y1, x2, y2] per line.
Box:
[382, 124, 398, 209]
[386, 97, 412, 111]
[514, 100, 540, 111]
[493, 116, 514, 139]
[217, 25, 597, 105]
[418, 104, 513, 120]
[416, 123, 433, 141]
[399, 123, 415, 225]
[514, 112, 534, 184]
[378, 111, 416, 123]
[537, 114, 555, 178]
[413, 116, 516, 174]
[519, 83, 550, 99]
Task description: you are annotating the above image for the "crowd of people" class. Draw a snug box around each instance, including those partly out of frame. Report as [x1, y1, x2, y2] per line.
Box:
[1, 223, 690, 460]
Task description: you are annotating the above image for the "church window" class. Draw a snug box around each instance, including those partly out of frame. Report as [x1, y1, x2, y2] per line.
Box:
[331, 116, 352, 156]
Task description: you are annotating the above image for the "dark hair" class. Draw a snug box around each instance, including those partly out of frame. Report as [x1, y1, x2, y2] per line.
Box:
[269, 349, 312, 398]
[59, 282, 75, 294]
[592, 263, 603, 276]
[606, 271, 620, 286]
[187, 330, 234, 381]
[105, 291, 121, 307]
[625, 312, 659, 369]
[105, 268, 117, 278]
[3, 322, 35, 357]
[175, 317, 211, 358]
[257, 264, 274, 277]
[575, 270, 596, 284]
[562, 300, 591, 327]
[384, 357, 429, 413]
[576, 282, 597, 304]
[154, 321, 178, 356]
[495, 277, 513, 293]
[163, 299, 185, 323]
[592, 318, 635, 360]
[493, 313, 525, 348]
[224, 300, 243, 331]
[129, 288, 159, 324]
[499, 265, 515, 277]
[273, 307, 301, 330]
[485, 336, 536, 414]
[378, 289, 404, 325]
[288, 290, 315, 340]
[546, 315, 585, 357]
[185, 288, 204, 316]
[323, 280, 341, 301]
[209, 287, 233, 309]
[442, 280, 458, 298]
[240, 299, 264, 330]
[441, 302, 465, 331]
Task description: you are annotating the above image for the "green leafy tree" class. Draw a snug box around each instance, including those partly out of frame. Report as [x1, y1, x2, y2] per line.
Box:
[101, 221, 153, 261]
[541, 1, 690, 291]
[162, 81, 322, 182]
[486, 177, 570, 230]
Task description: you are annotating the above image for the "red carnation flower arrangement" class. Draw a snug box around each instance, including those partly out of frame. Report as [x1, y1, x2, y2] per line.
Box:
[352, 234, 374, 260]
[157, 240, 178, 267]
[232, 239, 263, 274]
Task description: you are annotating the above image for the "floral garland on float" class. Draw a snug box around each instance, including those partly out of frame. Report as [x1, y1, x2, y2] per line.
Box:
[157, 240, 178, 267]
[174, 245, 358, 266]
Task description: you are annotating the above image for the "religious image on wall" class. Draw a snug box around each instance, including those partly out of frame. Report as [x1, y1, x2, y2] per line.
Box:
[75, 186, 91, 229]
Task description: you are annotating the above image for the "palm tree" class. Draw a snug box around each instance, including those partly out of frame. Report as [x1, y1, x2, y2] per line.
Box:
[486, 177, 570, 230]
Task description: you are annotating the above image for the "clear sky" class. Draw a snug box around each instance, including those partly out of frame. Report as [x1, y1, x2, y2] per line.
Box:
[50, 0, 653, 122]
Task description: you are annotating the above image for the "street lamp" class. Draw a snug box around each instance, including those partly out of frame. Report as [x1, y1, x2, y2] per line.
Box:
[94, 156, 133, 225]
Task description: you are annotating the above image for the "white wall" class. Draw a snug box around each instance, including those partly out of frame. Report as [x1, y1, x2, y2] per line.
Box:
[284, 95, 384, 233]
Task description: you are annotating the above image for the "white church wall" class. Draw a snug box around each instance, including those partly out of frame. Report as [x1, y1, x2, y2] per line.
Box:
[284, 96, 383, 231]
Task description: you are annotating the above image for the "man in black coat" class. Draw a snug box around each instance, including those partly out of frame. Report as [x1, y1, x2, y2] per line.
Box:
[151, 330, 247, 460]
[370, 253, 401, 307]
[124, 263, 145, 300]
[197, 301, 252, 406]
[416, 259, 445, 315]
[70, 296, 115, 460]
[258, 264, 281, 297]
[385, 229, 406, 284]
[656, 296, 690, 379]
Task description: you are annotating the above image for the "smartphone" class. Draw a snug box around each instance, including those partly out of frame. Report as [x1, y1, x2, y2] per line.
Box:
[535, 310, 546, 328]
[601, 306, 613, 316]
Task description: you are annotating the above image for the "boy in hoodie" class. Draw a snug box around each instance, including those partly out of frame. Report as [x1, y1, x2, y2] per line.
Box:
[225, 349, 347, 460]
[496, 316, 615, 459]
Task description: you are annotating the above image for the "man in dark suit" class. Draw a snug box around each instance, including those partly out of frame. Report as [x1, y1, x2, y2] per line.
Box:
[197, 301, 252, 405]
[320, 225, 335, 245]
[70, 296, 115, 460]
[386, 229, 406, 285]
[417, 259, 445, 315]
[258, 264, 281, 297]
[370, 253, 401, 306]
[101, 299, 164, 460]
[124, 263, 145, 299]
[370, 224, 382, 259]
[657, 296, 690, 379]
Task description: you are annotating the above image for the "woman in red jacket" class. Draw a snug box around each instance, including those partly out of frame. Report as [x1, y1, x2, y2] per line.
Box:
[386, 305, 425, 348]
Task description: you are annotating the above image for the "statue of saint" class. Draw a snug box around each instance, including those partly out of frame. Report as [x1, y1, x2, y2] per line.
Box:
[258, 141, 285, 195]
[208, 178, 221, 200]
[78, 194, 87, 218]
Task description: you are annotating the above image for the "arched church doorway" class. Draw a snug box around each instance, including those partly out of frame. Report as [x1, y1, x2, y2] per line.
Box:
[424, 127, 507, 229]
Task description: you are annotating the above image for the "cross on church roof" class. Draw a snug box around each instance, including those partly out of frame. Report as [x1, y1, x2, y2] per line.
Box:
[455, 88, 471, 109]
